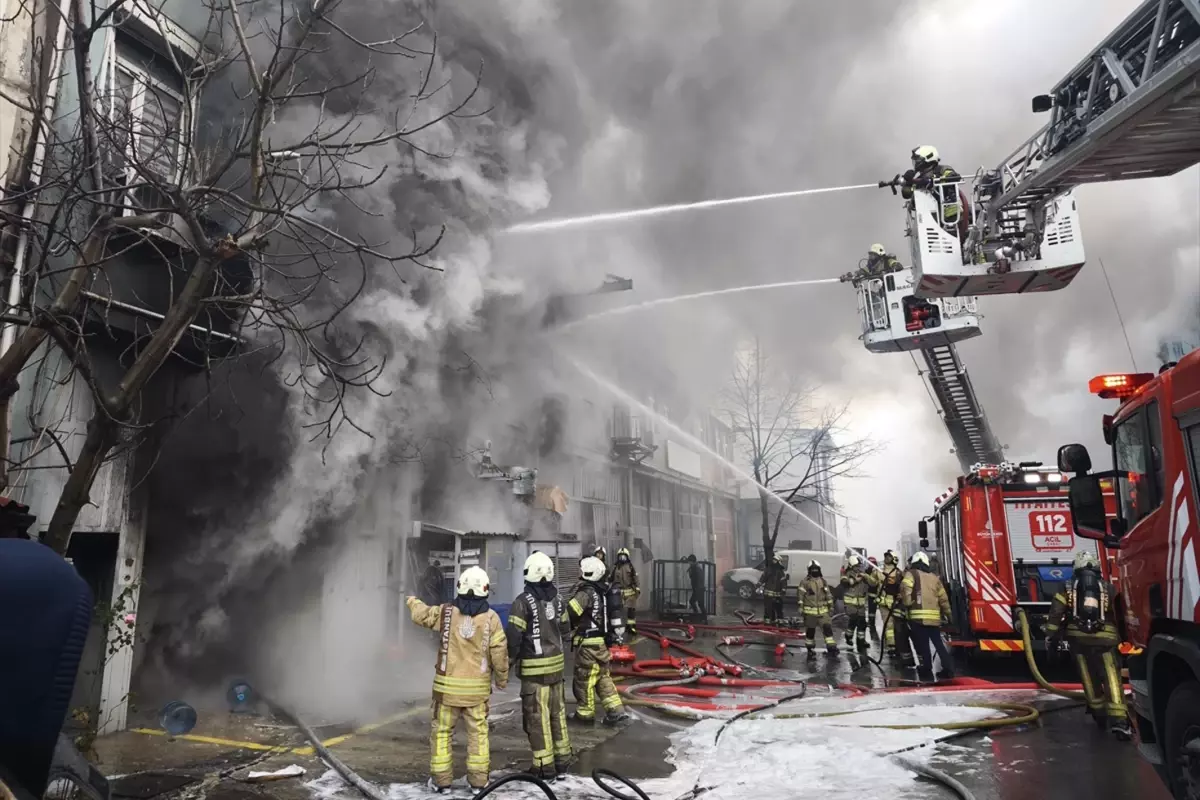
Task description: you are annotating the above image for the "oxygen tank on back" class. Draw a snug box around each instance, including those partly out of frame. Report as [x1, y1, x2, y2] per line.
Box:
[606, 584, 627, 646]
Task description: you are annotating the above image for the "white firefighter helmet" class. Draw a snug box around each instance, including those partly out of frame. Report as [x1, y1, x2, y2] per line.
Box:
[911, 145, 939, 166]
[884, 549, 897, 564]
[847, 553, 863, 568]
[772, 554, 784, 564]
[807, 559, 823, 573]
[456, 566, 491, 598]
[593, 546, 607, 561]
[911, 551, 930, 567]
[524, 551, 554, 583]
[617, 547, 631, 560]
[869, 243, 886, 257]
[580, 556, 607, 582]
[1073, 551, 1100, 571]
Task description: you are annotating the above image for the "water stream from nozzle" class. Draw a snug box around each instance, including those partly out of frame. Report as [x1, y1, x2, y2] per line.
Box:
[556, 278, 841, 332]
[504, 183, 879, 234]
[566, 357, 842, 548]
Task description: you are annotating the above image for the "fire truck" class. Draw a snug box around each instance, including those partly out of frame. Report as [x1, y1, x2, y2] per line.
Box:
[1060, 347, 1200, 797]
[923, 462, 1115, 654]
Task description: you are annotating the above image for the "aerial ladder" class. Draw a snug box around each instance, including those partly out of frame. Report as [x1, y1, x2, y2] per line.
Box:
[896, 0, 1200, 298]
[844, 260, 1004, 471]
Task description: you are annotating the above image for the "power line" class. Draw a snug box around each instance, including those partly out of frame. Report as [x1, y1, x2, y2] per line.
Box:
[1099, 257, 1139, 372]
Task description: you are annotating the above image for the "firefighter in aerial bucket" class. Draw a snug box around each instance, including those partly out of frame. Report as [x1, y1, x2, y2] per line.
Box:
[611, 547, 640, 635]
[506, 551, 574, 782]
[840, 244, 903, 284]
[1046, 551, 1132, 740]
[841, 553, 881, 651]
[567, 556, 630, 726]
[759, 554, 788, 623]
[901, 551, 954, 682]
[800, 560, 839, 659]
[407, 566, 509, 793]
[880, 145, 968, 240]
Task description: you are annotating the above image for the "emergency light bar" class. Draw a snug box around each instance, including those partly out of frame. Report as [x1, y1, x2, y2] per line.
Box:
[1088, 373, 1153, 400]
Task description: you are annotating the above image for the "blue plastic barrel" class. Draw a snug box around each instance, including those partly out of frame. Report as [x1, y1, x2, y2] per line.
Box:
[492, 603, 512, 630]
[158, 700, 198, 736]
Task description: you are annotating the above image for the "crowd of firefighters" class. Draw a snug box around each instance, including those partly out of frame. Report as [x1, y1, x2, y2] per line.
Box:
[406, 532, 1129, 790]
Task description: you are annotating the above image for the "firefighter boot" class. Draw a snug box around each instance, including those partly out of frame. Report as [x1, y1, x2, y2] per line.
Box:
[806, 644, 817, 661]
[424, 778, 448, 795]
[1110, 717, 1133, 741]
[567, 711, 594, 726]
[526, 764, 558, 783]
[826, 643, 840, 656]
[845, 631, 854, 647]
[603, 710, 631, 727]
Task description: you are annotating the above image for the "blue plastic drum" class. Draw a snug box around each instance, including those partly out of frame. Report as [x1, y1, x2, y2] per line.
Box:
[158, 700, 198, 736]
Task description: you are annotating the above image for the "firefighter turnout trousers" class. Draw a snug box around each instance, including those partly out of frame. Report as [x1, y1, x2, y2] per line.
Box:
[521, 680, 572, 771]
[880, 594, 897, 648]
[1065, 625, 1127, 723]
[843, 596, 870, 649]
[430, 702, 490, 789]
[572, 644, 623, 720]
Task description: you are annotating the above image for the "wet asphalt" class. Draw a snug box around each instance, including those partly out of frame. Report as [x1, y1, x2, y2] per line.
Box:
[582, 600, 1172, 800]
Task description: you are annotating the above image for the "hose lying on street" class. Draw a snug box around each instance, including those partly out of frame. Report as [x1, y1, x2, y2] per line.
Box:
[1016, 607, 1089, 701]
[265, 699, 389, 800]
[764, 701, 1039, 730]
[890, 755, 975, 800]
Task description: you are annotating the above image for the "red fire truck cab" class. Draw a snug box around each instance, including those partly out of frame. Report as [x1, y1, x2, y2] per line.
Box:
[926, 463, 1115, 655]
[1060, 347, 1200, 798]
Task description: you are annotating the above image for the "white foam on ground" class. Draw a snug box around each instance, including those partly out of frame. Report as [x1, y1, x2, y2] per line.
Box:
[304, 689, 1046, 799]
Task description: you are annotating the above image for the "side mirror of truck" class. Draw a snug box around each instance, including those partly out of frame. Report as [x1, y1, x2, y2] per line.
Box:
[917, 519, 928, 539]
[1067, 474, 1112, 541]
[1031, 94, 1054, 113]
[1057, 443, 1092, 474]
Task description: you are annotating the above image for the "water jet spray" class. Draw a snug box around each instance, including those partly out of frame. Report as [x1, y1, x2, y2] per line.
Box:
[505, 183, 880, 234]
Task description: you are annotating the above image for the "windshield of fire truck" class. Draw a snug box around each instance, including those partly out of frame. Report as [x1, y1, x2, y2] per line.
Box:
[1112, 402, 1164, 525]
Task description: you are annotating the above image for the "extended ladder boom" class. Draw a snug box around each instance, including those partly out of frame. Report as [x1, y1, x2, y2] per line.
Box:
[919, 344, 1005, 472]
[988, 0, 1200, 213]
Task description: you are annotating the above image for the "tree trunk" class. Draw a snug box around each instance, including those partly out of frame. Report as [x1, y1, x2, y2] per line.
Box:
[0, 229, 109, 489]
[42, 413, 118, 553]
[758, 486, 772, 619]
[42, 251, 220, 554]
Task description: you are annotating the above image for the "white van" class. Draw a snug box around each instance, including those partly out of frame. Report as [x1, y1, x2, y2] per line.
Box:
[721, 549, 845, 599]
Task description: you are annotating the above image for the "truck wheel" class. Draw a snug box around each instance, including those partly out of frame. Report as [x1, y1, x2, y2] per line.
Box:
[737, 582, 756, 600]
[1164, 681, 1200, 799]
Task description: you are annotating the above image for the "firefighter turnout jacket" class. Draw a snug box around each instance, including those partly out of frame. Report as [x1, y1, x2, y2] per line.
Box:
[611, 562, 639, 604]
[507, 589, 569, 683]
[761, 562, 788, 598]
[568, 583, 612, 648]
[799, 576, 834, 619]
[841, 566, 880, 610]
[900, 568, 950, 626]
[1047, 574, 1120, 647]
[407, 597, 508, 705]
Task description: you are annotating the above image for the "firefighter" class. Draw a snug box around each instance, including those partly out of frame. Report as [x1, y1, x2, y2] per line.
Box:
[567, 557, 630, 726]
[685, 554, 707, 621]
[406, 566, 508, 793]
[866, 556, 881, 641]
[840, 553, 880, 651]
[506, 552, 573, 782]
[907, 145, 965, 238]
[611, 547, 640, 635]
[840, 244, 904, 284]
[878, 550, 906, 659]
[1046, 551, 1132, 740]
[420, 560, 446, 605]
[759, 554, 788, 623]
[800, 560, 838, 659]
[900, 552, 954, 682]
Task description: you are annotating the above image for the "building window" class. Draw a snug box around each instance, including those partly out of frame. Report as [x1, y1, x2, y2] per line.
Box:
[104, 34, 189, 215]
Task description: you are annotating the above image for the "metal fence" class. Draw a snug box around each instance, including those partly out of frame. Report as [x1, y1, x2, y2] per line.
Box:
[651, 559, 717, 619]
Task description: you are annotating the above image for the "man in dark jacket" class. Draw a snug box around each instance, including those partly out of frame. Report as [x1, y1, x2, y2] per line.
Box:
[758, 555, 788, 623]
[685, 555, 707, 621]
[420, 560, 446, 605]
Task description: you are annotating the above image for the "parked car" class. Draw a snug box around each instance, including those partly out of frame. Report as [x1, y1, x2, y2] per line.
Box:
[721, 549, 845, 600]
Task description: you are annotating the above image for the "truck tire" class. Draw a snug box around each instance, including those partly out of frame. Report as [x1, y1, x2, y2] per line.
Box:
[1164, 680, 1200, 799]
[737, 582, 756, 600]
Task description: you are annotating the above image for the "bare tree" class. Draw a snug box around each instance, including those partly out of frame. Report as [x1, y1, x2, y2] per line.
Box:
[723, 339, 878, 612]
[0, 0, 477, 553]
